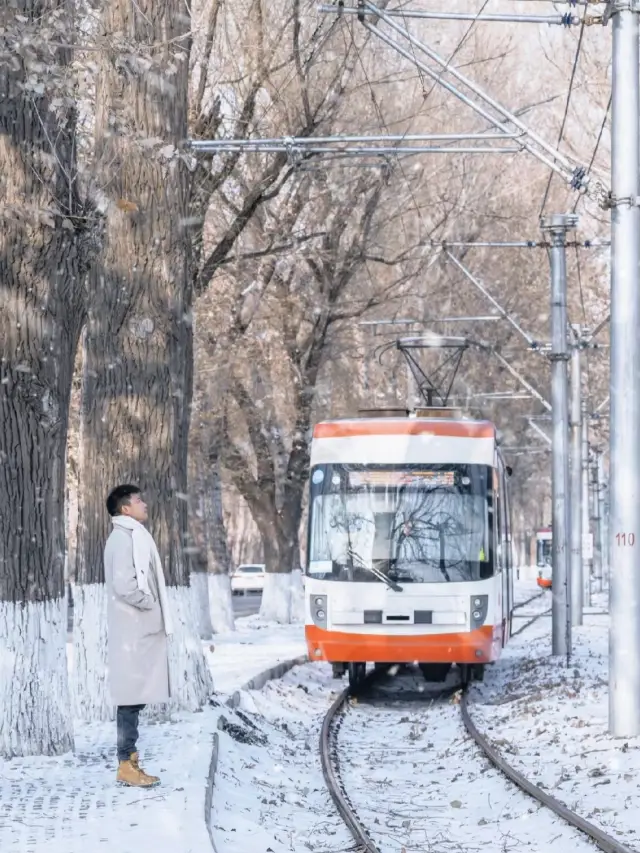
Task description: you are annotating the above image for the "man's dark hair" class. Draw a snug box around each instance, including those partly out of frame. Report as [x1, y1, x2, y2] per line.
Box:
[106, 484, 141, 517]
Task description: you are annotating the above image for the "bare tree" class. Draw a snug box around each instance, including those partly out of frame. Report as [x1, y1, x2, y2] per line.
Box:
[72, 0, 213, 721]
[211, 163, 440, 620]
[0, 1, 97, 756]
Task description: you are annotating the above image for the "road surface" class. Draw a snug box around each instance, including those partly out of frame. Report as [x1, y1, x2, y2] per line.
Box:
[232, 592, 262, 617]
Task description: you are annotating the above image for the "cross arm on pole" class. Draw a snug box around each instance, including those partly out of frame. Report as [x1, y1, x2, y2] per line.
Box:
[469, 340, 552, 411]
[319, 4, 588, 26]
[527, 417, 553, 446]
[444, 251, 542, 350]
[320, 1, 610, 206]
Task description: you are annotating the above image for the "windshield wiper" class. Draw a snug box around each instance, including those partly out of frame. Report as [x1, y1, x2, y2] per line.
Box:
[347, 547, 403, 592]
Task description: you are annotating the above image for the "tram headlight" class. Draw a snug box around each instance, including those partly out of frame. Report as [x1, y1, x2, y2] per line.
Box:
[310, 594, 328, 629]
[469, 594, 489, 629]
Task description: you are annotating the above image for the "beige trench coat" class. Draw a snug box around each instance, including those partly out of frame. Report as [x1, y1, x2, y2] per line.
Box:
[104, 527, 170, 706]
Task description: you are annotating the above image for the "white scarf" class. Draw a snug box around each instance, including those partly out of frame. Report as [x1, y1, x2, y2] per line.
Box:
[112, 515, 174, 635]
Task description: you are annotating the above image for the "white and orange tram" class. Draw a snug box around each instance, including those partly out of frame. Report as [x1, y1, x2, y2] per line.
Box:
[304, 412, 515, 687]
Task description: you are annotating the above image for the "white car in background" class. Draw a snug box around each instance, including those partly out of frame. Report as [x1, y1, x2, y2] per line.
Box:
[230, 564, 266, 595]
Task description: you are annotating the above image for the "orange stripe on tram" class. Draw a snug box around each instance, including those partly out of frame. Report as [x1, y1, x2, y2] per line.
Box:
[313, 420, 496, 440]
[305, 624, 502, 665]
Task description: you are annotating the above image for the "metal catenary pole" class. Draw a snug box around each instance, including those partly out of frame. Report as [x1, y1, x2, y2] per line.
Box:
[541, 213, 576, 659]
[570, 338, 583, 626]
[581, 399, 592, 608]
[592, 450, 604, 593]
[608, 0, 640, 738]
[598, 453, 609, 588]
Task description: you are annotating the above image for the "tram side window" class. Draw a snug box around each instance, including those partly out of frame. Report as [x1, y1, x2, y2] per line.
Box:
[494, 481, 508, 573]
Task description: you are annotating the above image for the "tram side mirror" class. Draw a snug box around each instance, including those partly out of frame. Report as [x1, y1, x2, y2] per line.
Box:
[506, 465, 513, 477]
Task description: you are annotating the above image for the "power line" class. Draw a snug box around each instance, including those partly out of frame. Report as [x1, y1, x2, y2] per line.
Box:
[539, 16, 587, 217]
[573, 94, 612, 214]
[422, 0, 493, 103]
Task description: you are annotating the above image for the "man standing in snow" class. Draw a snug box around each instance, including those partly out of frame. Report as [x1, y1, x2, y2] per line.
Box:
[104, 484, 173, 787]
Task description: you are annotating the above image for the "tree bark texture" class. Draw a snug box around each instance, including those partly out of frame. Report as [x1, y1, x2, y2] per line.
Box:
[76, 0, 193, 587]
[0, 1, 92, 756]
[203, 454, 232, 576]
[73, 0, 213, 715]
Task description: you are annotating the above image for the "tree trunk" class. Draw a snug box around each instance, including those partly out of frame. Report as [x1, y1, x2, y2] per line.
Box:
[72, 0, 212, 720]
[252, 495, 304, 624]
[203, 459, 235, 633]
[0, 1, 90, 756]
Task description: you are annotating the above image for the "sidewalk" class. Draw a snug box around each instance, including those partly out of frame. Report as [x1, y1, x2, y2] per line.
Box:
[0, 620, 306, 853]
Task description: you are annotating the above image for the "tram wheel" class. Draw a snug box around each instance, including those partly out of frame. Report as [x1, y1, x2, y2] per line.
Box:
[332, 663, 346, 679]
[348, 662, 366, 688]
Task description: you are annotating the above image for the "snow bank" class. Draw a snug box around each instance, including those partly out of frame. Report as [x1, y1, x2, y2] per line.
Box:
[211, 663, 352, 853]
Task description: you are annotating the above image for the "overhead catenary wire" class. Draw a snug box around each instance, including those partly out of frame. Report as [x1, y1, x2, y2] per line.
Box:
[572, 94, 612, 214]
[539, 13, 588, 217]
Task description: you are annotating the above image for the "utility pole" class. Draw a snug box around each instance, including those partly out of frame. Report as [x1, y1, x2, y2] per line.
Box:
[541, 213, 576, 659]
[581, 399, 592, 607]
[570, 338, 583, 626]
[592, 450, 604, 593]
[599, 457, 609, 588]
[609, 0, 640, 737]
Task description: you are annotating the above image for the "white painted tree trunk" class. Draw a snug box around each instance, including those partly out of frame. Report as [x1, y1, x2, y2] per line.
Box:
[72, 582, 213, 722]
[290, 569, 306, 624]
[190, 571, 214, 639]
[0, 599, 74, 758]
[259, 572, 293, 623]
[209, 573, 235, 633]
[71, 583, 113, 722]
[163, 585, 214, 712]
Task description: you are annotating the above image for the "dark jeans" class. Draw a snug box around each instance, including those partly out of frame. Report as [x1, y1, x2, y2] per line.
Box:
[117, 704, 146, 761]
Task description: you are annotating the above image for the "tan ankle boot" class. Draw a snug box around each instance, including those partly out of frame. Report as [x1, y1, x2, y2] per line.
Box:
[116, 751, 160, 787]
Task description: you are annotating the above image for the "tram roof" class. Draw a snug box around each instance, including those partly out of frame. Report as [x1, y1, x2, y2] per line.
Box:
[313, 418, 497, 440]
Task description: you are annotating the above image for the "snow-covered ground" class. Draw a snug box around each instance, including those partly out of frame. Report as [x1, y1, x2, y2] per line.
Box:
[0, 619, 306, 853]
[211, 663, 353, 853]
[338, 671, 597, 853]
[471, 591, 640, 849]
[3, 576, 626, 853]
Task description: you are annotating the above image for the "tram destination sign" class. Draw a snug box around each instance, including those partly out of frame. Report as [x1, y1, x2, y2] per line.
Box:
[349, 470, 455, 488]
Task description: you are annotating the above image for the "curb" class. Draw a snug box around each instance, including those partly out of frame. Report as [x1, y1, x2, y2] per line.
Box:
[204, 655, 309, 852]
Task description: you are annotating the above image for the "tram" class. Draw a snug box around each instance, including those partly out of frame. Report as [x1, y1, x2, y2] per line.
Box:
[304, 409, 515, 687]
[535, 527, 552, 589]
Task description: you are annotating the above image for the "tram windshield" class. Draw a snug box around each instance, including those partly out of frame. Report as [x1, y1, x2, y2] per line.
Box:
[307, 463, 493, 584]
[536, 537, 552, 567]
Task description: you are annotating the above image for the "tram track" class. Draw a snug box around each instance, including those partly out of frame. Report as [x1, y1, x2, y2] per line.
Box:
[319, 608, 634, 853]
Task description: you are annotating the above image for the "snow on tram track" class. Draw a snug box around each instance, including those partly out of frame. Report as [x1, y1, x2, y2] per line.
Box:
[320, 613, 633, 853]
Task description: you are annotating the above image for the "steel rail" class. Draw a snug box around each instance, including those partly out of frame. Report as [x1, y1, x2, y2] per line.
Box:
[461, 693, 638, 853]
[319, 684, 380, 853]
[321, 604, 635, 853]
